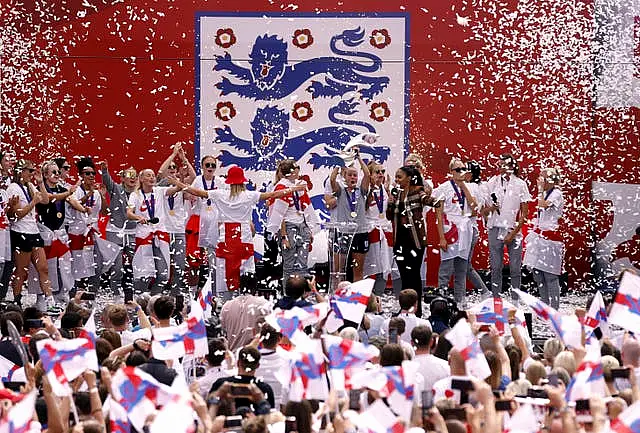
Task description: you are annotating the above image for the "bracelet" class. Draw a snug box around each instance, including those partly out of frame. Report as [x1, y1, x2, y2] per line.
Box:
[89, 387, 99, 394]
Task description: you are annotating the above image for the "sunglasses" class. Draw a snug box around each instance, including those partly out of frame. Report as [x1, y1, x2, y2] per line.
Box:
[375, 169, 386, 174]
[168, 164, 177, 169]
[204, 162, 216, 169]
[50, 170, 60, 176]
[62, 165, 71, 170]
[123, 172, 137, 179]
[452, 167, 467, 173]
[82, 171, 96, 176]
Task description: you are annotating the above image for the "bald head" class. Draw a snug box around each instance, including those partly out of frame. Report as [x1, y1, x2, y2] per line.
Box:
[621, 339, 640, 367]
[448, 348, 467, 376]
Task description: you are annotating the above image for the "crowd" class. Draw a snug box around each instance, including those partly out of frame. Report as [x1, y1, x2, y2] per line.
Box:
[1, 141, 639, 433]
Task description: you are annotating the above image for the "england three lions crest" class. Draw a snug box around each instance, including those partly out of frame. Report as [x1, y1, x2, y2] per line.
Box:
[196, 13, 409, 248]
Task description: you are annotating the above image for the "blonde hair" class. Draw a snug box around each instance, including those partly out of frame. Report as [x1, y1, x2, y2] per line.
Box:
[448, 157, 464, 171]
[553, 351, 577, 376]
[405, 153, 424, 170]
[230, 183, 246, 198]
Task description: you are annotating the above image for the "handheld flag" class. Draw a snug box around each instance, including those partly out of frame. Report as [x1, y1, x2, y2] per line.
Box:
[584, 291, 610, 339]
[152, 300, 208, 360]
[0, 390, 37, 433]
[609, 271, 640, 333]
[197, 277, 215, 319]
[610, 400, 640, 433]
[445, 318, 491, 379]
[468, 297, 528, 336]
[287, 339, 329, 402]
[265, 302, 330, 347]
[326, 279, 374, 332]
[357, 399, 405, 433]
[565, 342, 606, 402]
[322, 334, 379, 391]
[37, 337, 98, 396]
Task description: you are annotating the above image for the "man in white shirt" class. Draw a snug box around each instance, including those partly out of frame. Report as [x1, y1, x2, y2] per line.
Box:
[254, 323, 290, 410]
[411, 325, 450, 394]
[482, 154, 531, 301]
[195, 338, 233, 399]
[381, 289, 431, 345]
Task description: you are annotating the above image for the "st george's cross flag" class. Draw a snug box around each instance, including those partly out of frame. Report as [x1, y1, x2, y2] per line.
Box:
[265, 302, 330, 347]
[357, 399, 405, 433]
[37, 337, 98, 396]
[0, 391, 37, 433]
[565, 342, 607, 402]
[514, 289, 582, 349]
[109, 399, 130, 433]
[609, 271, 640, 333]
[584, 291, 611, 339]
[467, 297, 528, 337]
[152, 300, 208, 360]
[445, 318, 491, 379]
[110, 366, 178, 432]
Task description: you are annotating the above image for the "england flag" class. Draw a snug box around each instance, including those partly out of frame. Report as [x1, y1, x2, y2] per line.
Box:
[609, 271, 640, 333]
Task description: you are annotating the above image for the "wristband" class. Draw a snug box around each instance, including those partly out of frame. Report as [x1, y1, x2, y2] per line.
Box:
[89, 387, 99, 394]
[135, 305, 142, 312]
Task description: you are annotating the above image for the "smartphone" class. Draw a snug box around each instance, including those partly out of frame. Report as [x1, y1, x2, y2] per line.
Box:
[25, 319, 44, 329]
[441, 408, 467, 421]
[527, 387, 548, 399]
[389, 328, 398, 344]
[422, 390, 433, 414]
[495, 400, 513, 411]
[349, 389, 361, 411]
[230, 384, 252, 396]
[611, 368, 631, 379]
[285, 416, 297, 433]
[223, 415, 243, 432]
[80, 292, 96, 301]
[575, 399, 590, 411]
[450, 379, 473, 391]
[2, 382, 25, 392]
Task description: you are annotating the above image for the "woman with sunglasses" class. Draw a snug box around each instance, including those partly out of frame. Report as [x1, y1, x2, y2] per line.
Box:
[464, 161, 489, 297]
[67, 157, 114, 292]
[190, 155, 227, 289]
[433, 158, 478, 308]
[175, 166, 306, 300]
[363, 161, 394, 295]
[30, 161, 83, 305]
[266, 159, 320, 285]
[53, 157, 72, 188]
[5, 159, 56, 308]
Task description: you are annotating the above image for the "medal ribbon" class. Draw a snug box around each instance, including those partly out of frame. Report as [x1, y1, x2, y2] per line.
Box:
[19, 183, 32, 203]
[168, 194, 175, 211]
[292, 191, 301, 211]
[44, 183, 64, 213]
[450, 180, 466, 212]
[538, 187, 554, 220]
[142, 190, 155, 219]
[373, 186, 384, 214]
[202, 175, 214, 206]
[80, 185, 95, 208]
[347, 188, 357, 215]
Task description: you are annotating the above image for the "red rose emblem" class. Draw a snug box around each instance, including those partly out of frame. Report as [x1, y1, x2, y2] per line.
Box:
[292, 102, 313, 122]
[215, 28, 236, 49]
[215, 101, 237, 121]
[445, 389, 454, 398]
[369, 102, 391, 122]
[370, 29, 391, 49]
[292, 29, 314, 49]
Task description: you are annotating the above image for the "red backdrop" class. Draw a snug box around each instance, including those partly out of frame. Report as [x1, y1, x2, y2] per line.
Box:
[2, 0, 638, 289]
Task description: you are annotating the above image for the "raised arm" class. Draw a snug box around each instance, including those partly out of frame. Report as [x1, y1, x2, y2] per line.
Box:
[158, 145, 180, 180]
[98, 160, 117, 193]
[330, 167, 340, 194]
[178, 145, 197, 184]
[259, 184, 305, 202]
[357, 153, 370, 193]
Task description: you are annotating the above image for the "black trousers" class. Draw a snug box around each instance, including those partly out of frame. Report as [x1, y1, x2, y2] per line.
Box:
[394, 229, 425, 317]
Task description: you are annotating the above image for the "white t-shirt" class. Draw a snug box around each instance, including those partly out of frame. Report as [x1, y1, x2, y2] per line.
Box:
[432, 180, 474, 217]
[466, 182, 487, 229]
[365, 184, 392, 231]
[536, 188, 563, 231]
[255, 350, 291, 409]
[127, 187, 170, 236]
[68, 186, 102, 232]
[6, 182, 38, 234]
[207, 189, 261, 223]
[485, 175, 531, 229]
[414, 353, 451, 395]
[191, 175, 227, 216]
[161, 190, 188, 234]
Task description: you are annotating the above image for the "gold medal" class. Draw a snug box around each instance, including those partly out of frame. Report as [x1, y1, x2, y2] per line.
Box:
[350, 211, 357, 218]
[56, 212, 62, 219]
[169, 210, 175, 216]
[379, 213, 384, 219]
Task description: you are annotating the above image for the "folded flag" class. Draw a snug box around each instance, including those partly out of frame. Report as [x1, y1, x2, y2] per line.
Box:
[326, 279, 374, 332]
[110, 366, 177, 432]
[565, 342, 606, 402]
[0, 354, 25, 383]
[0, 390, 36, 433]
[287, 338, 329, 402]
[513, 289, 582, 349]
[37, 337, 98, 396]
[149, 393, 195, 433]
[357, 399, 405, 433]
[445, 318, 491, 379]
[585, 291, 610, 339]
[265, 302, 330, 347]
[609, 271, 640, 334]
[610, 400, 640, 433]
[152, 300, 208, 360]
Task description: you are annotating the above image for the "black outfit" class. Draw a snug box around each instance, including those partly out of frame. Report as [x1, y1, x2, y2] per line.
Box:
[36, 184, 67, 230]
[274, 296, 312, 310]
[210, 374, 275, 409]
[139, 358, 178, 386]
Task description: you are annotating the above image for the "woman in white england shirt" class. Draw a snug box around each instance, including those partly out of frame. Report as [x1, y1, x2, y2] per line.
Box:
[523, 168, 564, 309]
[6, 160, 55, 308]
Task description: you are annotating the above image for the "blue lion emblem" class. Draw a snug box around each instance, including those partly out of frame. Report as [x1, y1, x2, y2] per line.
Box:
[215, 99, 390, 171]
[214, 27, 389, 100]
